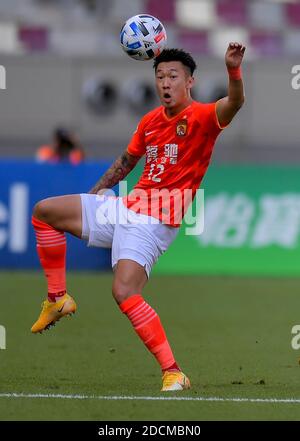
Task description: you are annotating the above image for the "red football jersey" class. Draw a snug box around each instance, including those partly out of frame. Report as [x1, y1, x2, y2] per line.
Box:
[123, 100, 225, 226]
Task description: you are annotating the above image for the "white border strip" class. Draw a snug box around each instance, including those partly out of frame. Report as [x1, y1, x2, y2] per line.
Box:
[1, 393, 300, 404]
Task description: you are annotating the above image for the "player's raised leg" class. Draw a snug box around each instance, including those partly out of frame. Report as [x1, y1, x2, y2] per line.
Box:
[113, 259, 190, 391]
[31, 195, 82, 333]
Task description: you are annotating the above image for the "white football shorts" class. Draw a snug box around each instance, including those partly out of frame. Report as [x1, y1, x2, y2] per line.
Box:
[80, 194, 179, 277]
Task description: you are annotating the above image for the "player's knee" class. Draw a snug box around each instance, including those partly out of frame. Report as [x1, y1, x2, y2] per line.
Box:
[112, 281, 138, 304]
[33, 199, 53, 223]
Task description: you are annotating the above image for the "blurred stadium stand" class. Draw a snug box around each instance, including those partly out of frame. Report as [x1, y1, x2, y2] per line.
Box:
[1, 0, 300, 58]
[0, 0, 299, 162]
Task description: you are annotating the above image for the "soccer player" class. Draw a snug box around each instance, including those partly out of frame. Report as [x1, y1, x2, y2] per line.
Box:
[31, 43, 245, 391]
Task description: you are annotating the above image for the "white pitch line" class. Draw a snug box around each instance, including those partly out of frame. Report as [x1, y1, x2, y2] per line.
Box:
[1, 393, 300, 404]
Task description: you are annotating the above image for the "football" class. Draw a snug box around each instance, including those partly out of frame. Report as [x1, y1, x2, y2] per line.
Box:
[120, 14, 167, 61]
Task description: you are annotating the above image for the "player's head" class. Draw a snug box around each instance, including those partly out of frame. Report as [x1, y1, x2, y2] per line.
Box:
[153, 49, 197, 112]
[153, 49, 197, 76]
[53, 127, 75, 157]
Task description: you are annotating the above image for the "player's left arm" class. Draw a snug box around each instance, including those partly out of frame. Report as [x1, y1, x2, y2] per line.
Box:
[216, 42, 246, 127]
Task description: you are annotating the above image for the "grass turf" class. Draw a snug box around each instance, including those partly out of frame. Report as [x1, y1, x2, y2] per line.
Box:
[1, 271, 300, 420]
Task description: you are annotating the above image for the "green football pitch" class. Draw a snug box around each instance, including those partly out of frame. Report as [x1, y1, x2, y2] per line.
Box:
[1, 271, 300, 421]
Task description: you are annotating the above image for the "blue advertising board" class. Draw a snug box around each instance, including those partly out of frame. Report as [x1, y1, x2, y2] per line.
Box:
[0, 160, 113, 269]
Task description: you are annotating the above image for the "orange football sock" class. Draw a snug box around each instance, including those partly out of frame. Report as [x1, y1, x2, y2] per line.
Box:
[120, 294, 180, 372]
[32, 216, 66, 302]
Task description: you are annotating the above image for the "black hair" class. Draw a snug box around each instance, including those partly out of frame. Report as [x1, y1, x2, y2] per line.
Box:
[54, 127, 75, 156]
[153, 48, 197, 76]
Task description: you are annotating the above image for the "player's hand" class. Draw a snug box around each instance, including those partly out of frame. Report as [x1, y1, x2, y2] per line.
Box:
[225, 42, 245, 69]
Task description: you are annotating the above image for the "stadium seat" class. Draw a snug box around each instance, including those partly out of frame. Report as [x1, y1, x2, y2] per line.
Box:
[19, 26, 49, 52]
[146, 0, 176, 22]
[249, 1, 284, 31]
[176, 0, 216, 29]
[250, 31, 283, 57]
[0, 22, 20, 54]
[284, 30, 300, 56]
[285, 3, 300, 28]
[216, 0, 248, 26]
[178, 30, 209, 55]
[210, 27, 248, 57]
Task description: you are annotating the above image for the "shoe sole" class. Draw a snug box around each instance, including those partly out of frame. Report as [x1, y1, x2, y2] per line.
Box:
[42, 311, 76, 333]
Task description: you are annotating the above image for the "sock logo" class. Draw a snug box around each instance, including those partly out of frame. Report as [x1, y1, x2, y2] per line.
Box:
[58, 305, 65, 313]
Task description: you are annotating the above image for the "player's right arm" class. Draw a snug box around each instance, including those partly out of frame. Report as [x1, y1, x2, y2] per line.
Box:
[89, 115, 147, 195]
[88, 150, 140, 195]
